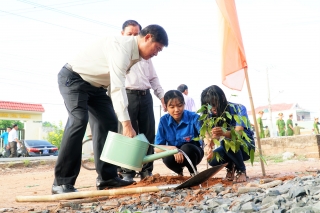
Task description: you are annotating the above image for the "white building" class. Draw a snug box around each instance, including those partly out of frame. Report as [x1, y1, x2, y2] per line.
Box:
[248, 103, 313, 137]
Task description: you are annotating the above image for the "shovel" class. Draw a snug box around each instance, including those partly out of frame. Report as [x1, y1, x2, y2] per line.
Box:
[16, 164, 228, 202]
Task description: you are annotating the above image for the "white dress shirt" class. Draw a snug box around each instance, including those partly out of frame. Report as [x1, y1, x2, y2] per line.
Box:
[8, 128, 18, 143]
[183, 94, 197, 112]
[125, 59, 164, 100]
[69, 36, 140, 122]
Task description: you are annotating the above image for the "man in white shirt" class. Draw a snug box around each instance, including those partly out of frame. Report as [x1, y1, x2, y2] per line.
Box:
[177, 84, 197, 112]
[118, 20, 166, 182]
[8, 124, 20, 158]
[53, 25, 169, 194]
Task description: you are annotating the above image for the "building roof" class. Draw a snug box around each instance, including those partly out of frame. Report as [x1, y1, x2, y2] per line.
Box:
[0, 101, 45, 112]
[248, 103, 307, 115]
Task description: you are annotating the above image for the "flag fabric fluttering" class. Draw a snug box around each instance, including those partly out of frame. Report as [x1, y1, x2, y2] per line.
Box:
[216, 0, 247, 91]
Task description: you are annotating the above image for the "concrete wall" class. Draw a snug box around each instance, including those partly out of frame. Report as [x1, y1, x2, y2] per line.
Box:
[259, 134, 320, 158]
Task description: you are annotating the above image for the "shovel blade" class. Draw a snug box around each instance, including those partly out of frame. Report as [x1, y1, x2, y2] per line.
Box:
[175, 163, 228, 190]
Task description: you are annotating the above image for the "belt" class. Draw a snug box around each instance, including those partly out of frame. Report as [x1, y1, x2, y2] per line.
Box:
[64, 63, 73, 71]
[126, 89, 149, 96]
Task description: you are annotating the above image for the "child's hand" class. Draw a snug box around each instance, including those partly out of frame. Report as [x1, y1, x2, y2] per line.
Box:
[174, 152, 184, 164]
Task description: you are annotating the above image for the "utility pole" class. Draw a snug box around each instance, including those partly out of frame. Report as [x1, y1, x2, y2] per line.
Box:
[266, 68, 274, 137]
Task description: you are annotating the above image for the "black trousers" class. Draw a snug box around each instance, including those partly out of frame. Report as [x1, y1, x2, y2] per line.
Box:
[163, 142, 204, 174]
[121, 90, 155, 175]
[55, 66, 118, 185]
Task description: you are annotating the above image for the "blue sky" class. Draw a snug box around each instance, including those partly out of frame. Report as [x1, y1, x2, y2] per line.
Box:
[0, 0, 319, 124]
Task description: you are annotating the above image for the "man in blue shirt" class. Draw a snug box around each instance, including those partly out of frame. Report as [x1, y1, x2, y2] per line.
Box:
[1, 127, 12, 156]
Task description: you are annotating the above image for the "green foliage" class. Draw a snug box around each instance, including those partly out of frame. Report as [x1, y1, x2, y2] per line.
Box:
[196, 103, 256, 165]
[42, 121, 55, 127]
[46, 121, 64, 149]
[0, 120, 24, 129]
[23, 160, 30, 167]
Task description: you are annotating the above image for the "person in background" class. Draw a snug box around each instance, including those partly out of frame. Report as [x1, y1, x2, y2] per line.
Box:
[0, 127, 12, 157]
[177, 84, 197, 112]
[8, 124, 20, 157]
[313, 117, 319, 134]
[264, 126, 270, 138]
[293, 123, 304, 135]
[276, 113, 286, 136]
[52, 24, 169, 194]
[286, 114, 294, 136]
[118, 20, 166, 181]
[257, 111, 265, 138]
[154, 90, 204, 176]
[200, 85, 255, 183]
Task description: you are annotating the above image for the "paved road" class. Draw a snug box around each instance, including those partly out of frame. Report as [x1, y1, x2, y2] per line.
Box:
[0, 155, 57, 162]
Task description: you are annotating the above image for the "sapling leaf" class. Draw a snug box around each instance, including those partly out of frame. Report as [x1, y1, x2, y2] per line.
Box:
[222, 122, 228, 129]
[193, 137, 200, 141]
[241, 116, 248, 128]
[199, 114, 208, 120]
[234, 114, 241, 124]
[200, 125, 207, 137]
[242, 131, 251, 142]
[230, 141, 236, 153]
[225, 111, 232, 120]
[213, 138, 220, 146]
[197, 105, 206, 113]
[250, 149, 255, 165]
[224, 139, 230, 152]
[243, 144, 249, 155]
[214, 117, 222, 126]
[221, 127, 227, 133]
[229, 103, 236, 112]
[207, 104, 212, 111]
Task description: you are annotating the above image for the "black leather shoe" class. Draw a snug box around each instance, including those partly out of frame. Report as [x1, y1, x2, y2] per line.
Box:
[96, 177, 134, 190]
[52, 184, 78, 194]
[121, 173, 135, 182]
[140, 171, 152, 180]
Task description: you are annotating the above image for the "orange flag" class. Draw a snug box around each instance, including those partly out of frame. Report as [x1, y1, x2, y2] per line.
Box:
[216, 0, 247, 91]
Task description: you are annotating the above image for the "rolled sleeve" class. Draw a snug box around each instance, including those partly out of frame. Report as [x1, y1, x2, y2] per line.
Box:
[109, 42, 131, 122]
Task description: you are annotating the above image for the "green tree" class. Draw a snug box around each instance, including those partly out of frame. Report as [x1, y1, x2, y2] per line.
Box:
[0, 120, 24, 129]
[42, 121, 54, 127]
[46, 121, 64, 149]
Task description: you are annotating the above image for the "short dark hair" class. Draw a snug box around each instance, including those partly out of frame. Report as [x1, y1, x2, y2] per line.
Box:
[139, 25, 168, 47]
[12, 124, 18, 128]
[295, 123, 298, 126]
[164, 90, 185, 107]
[177, 84, 188, 93]
[7, 127, 12, 129]
[122, 20, 142, 31]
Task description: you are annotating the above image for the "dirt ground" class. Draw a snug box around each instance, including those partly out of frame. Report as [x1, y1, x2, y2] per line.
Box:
[1, 157, 320, 212]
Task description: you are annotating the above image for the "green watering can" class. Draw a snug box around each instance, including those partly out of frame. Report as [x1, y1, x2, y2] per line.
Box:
[100, 131, 179, 171]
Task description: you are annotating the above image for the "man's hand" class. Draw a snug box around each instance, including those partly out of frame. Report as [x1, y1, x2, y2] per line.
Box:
[160, 97, 167, 112]
[122, 120, 136, 138]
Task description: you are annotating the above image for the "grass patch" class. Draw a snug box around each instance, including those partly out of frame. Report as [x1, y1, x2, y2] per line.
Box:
[89, 157, 94, 163]
[295, 155, 307, 161]
[23, 160, 31, 167]
[40, 160, 46, 165]
[7, 162, 14, 168]
[254, 153, 284, 163]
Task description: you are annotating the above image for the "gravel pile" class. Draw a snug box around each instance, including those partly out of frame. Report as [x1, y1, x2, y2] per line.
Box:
[3, 173, 320, 213]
